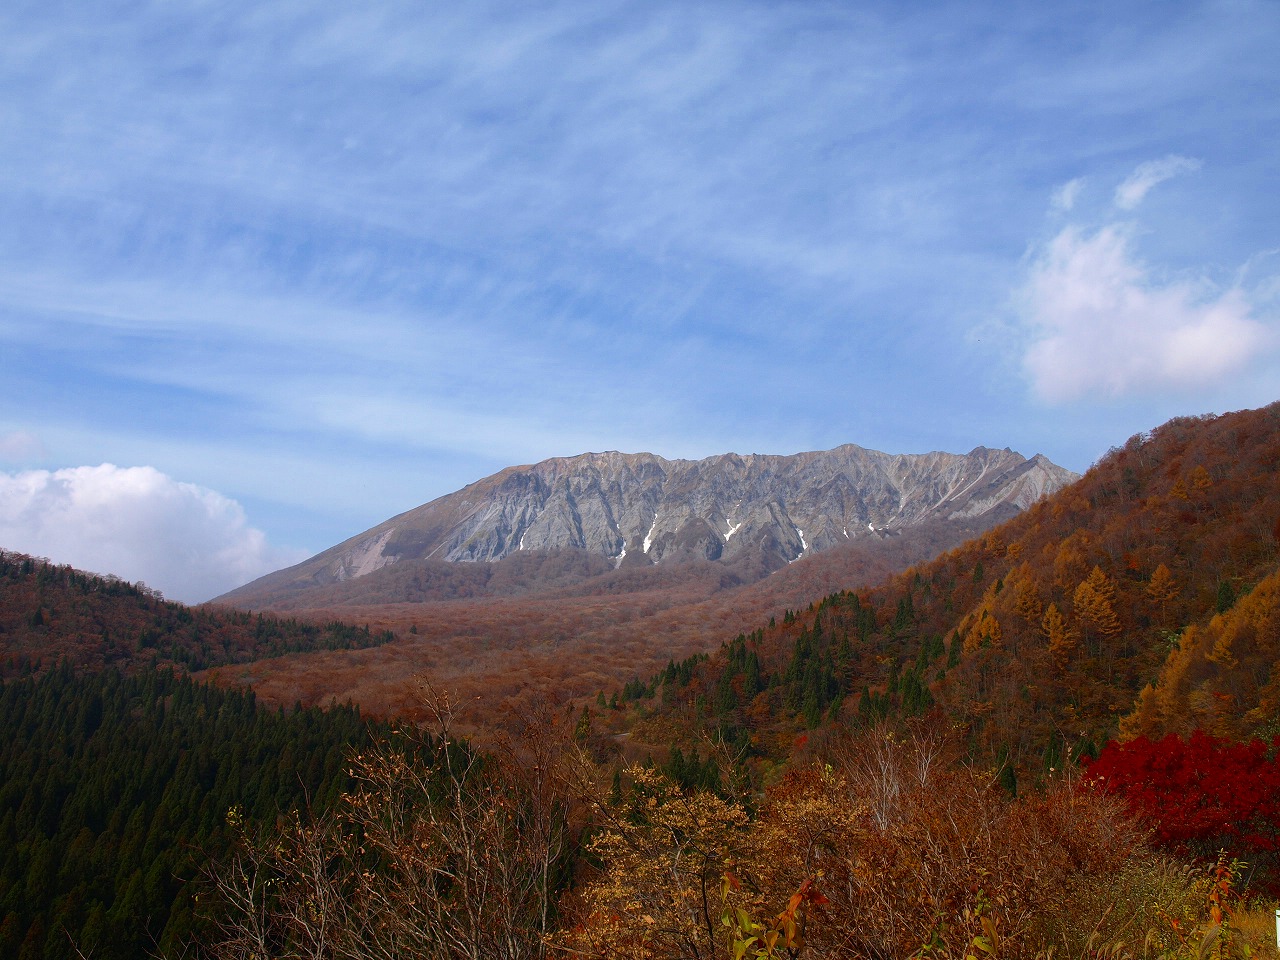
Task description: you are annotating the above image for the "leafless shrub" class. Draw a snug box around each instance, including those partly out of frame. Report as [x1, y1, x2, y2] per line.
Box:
[202, 687, 583, 960]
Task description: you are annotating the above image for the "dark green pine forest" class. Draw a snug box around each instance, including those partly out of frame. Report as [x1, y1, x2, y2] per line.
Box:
[0, 664, 378, 960]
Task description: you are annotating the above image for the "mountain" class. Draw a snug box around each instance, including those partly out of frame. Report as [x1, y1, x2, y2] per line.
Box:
[218, 444, 1077, 609]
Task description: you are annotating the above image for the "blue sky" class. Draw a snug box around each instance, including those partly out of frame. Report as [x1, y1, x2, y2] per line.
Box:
[2, 0, 1278, 602]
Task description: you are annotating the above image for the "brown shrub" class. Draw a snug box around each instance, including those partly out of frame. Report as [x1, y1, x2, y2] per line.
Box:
[560, 723, 1163, 960]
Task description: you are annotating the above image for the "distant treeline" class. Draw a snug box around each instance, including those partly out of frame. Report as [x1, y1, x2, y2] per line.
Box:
[0, 550, 396, 676]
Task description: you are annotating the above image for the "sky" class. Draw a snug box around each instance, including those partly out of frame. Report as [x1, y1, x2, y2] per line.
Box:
[2, 0, 1278, 603]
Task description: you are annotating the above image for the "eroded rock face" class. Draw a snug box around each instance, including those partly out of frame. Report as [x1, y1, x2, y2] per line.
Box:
[224, 444, 1078, 604]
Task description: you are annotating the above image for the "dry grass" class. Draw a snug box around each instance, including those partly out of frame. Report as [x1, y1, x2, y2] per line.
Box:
[1231, 903, 1280, 960]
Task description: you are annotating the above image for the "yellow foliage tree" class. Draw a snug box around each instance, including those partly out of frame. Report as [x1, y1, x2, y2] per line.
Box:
[1145, 564, 1179, 624]
[1052, 537, 1090, 592]
[1073, 566, 1122, 643]
[1042, 603, 1077, 669]
[963, 609, 1003, 654]
[1190, 464, 1213, 493]
[1146, 563, 1178, 604]
[1011, 570, 1044, 625]
[558, 765, 752, 959]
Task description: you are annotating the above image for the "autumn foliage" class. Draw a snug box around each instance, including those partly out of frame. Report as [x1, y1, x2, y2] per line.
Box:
[625, 403, 1280, 781]
[1123, 564, 1280, 743]
[206, 690, 585, 960]
[196, 700, 1280, 960]
[556, 723, 1167, 960]
[11, 404, 1280, 957]
[1086, 731, 1280, 892]
[0, 550, 393, 677]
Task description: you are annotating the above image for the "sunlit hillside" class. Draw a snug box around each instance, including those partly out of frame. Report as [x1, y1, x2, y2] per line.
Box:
[619, 402, 1280, 776]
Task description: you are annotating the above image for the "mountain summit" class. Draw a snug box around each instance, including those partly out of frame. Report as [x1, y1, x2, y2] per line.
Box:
[219, 444, 1077, 608]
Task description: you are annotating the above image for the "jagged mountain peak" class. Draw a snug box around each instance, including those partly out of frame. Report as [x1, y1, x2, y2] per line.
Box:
[219, 443, 1078, 607]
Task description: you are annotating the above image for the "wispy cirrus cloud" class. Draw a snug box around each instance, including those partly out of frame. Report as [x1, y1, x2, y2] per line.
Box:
[1113, 155, 1201, 211]
[4, 0, 1280, 556]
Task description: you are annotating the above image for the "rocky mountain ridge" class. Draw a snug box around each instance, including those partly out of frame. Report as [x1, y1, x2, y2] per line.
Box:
[219, 443, 1078, 607]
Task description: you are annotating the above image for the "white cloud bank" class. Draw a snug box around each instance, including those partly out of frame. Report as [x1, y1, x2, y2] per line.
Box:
[0, 464, 303, 603]
[1019, 159, 1273, 403]
[1020, 225, 1267, 402]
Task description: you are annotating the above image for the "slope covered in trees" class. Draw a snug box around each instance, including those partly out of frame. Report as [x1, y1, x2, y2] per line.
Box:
[202, 516, 999, 733]
[1122, 562, 1280, 742]
[614, 402, 1280, 776]
[6, 404, 1280, 959]
[0, 554, 417, 958]
[0, 665, 381, 960]
[0, 550, 395, 676]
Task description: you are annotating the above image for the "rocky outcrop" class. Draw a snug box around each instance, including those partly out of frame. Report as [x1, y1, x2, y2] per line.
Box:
[219, 444, 1078, 607]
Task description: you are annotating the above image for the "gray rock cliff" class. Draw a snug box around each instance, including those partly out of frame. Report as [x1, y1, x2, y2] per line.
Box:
[221, 443, 1078, 605]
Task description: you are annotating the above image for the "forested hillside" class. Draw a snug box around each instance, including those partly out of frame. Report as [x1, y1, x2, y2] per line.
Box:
[0, 550, 395, 675]
[0, 665, 384, 960]
[611, 403, 1280, 776]
[201, 516, 995, 734]
[0, 556, 412, 959]
[4, 403, 1280, 960]
[1122, 560, 1280, 741]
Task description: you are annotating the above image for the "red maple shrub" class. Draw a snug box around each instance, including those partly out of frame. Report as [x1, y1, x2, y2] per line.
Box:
[1085, 731, 1280, 892]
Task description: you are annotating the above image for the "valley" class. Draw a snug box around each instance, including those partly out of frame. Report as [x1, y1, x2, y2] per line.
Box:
[203, 443, 1071, 733]
[201, 518, 988, 730]
[5, 406, 1280, 959]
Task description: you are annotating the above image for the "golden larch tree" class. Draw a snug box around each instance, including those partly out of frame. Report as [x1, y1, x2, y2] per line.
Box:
[1042, 603, 1077, 669]
[1146, 563, 1178, 607]
[1073, 566, 1122, 643]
